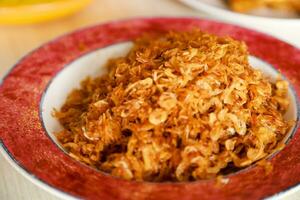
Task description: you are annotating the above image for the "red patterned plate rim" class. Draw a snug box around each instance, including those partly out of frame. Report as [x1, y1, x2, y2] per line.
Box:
[0, 17, 300, 200]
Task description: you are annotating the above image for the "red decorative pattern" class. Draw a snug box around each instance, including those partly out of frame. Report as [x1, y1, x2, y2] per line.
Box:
[0, 18, 299, 200]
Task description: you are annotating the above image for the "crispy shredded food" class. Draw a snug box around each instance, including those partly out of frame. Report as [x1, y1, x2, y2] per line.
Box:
[228, 0, 300, 13]
[55, 30, 291, 182]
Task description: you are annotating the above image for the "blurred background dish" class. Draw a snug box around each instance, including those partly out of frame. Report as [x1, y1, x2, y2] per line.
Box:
[179, 0, 300, 19]
[226, 0, 300, 17]
[179, 0, 300, 46]
[0, 0, 92, 25]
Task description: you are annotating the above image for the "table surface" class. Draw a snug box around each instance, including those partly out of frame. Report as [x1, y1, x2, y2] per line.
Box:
[0, 0, 300, 199]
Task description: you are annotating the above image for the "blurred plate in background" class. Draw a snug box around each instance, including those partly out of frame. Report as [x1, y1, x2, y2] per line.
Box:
[0, 0, 92, 25]
[179, 0, 300, 20]
[179, 0, 300, 47]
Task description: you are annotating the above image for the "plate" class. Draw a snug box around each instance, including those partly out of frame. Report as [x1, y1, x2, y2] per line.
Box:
[0, 0, 91, 25]
[179, 0, 300, 24]
[0, 17, 300, 200]
[179, 0, 300, 19]
[179, 0, 300, 47]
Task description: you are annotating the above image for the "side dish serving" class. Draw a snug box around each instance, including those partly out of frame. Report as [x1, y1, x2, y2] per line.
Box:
[228, 0, 300, 14]
[55, 30, 291, 182]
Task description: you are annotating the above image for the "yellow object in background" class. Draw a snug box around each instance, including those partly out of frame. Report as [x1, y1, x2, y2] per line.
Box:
[0, 0, 92, 25]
